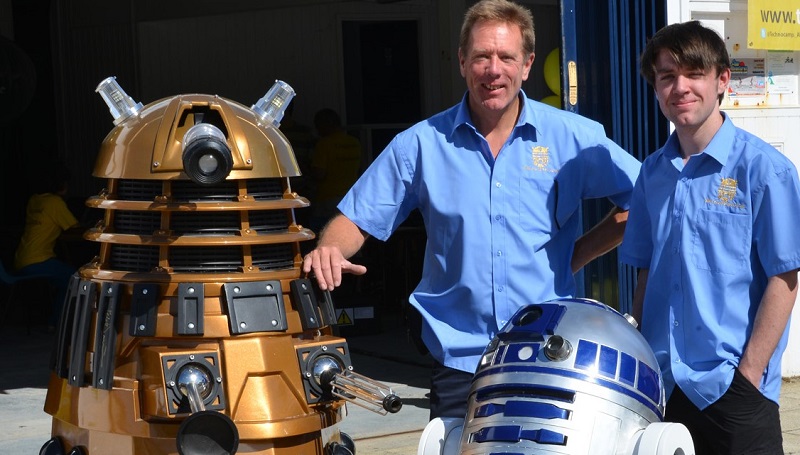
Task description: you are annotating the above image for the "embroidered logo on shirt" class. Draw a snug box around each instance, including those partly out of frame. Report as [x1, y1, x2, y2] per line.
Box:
[717, 178, 736, 203]
[705, 177, 745, 209]
[525, 146, 558, 173]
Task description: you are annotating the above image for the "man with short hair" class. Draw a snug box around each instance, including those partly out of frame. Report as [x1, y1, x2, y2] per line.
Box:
[304, 0, 641, 419]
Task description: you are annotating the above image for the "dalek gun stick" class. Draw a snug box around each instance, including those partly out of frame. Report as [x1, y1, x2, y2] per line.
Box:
[326, 369, 403, 415]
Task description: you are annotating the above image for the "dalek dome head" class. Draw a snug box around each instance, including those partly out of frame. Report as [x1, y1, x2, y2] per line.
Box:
[93, 76, 300, 183]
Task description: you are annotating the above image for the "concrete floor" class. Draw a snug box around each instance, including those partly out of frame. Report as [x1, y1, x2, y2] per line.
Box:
[2, 325, 799, 454]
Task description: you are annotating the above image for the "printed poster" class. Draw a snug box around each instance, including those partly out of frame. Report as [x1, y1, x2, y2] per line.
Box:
[728, 58, 766, 99]
[766, 51, 799, 95]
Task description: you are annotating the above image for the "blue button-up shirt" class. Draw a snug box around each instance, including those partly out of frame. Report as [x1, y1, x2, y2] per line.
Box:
[619, 113, 800, 409]
[339, 92, 641, 373]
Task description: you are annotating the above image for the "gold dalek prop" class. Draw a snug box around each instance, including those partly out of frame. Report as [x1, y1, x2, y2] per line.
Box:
[39, 77, 401, 455]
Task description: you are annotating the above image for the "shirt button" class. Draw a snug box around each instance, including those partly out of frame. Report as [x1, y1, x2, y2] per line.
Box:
[495, 182, 501, 188]
[495, 215, 501, 221]
[497, 250, 502, 256]
[674, 358, 681, 363]
[673, 321, 679, 327]
[497, 286, 504, 292]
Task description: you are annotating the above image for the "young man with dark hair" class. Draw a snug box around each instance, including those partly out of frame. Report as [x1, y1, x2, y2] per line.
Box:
[620, 20, 800, 454]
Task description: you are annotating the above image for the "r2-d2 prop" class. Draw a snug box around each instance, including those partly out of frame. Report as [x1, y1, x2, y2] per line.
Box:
[418, 298, 694, 455]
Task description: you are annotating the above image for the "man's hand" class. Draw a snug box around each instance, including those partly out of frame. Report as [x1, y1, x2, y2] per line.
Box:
[301, 214, 370, 291]
[739, 270, 798, 388]
[303, 246, 367, 291]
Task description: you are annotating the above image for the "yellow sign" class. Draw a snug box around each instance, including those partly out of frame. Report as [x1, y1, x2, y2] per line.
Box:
[337, 309, 353, 325]
[748, 0, 800, 50]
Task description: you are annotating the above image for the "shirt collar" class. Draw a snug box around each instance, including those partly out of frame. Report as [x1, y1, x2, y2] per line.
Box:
[661, 111, 735, 166]
[705, 111, 735, 165]
[452, 90, 537, 136]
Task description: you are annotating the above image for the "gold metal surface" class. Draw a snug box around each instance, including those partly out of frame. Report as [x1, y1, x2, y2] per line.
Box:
[568, 60, 578, 106]
[84, 195, 311, 211]
[92, 94, 301, 181]
[44, 91, 373, 454]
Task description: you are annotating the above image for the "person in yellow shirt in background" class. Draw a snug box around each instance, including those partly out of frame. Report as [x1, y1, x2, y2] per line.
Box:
[14, 161, 81, 331]
[309, 108, 363, 233]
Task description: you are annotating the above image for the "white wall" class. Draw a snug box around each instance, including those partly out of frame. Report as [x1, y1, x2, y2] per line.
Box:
[669, 0, 800, 377]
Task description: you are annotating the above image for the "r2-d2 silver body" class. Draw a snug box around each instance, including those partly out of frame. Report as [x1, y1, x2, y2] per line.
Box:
[419, 298, 694, 455]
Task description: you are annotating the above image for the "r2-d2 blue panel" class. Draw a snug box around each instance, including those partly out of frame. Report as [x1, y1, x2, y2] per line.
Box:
[459, 298, 665, 455]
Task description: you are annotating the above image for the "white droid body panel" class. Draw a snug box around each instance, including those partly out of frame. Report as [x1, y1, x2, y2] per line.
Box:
[420, 298, 694, 455]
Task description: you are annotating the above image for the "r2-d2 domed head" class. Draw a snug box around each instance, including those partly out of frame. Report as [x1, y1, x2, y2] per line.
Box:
[459, 298, 665, 455]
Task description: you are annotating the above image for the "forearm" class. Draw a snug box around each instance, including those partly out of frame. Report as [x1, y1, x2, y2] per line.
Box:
[571, 206, 629, 273]
[316, 213, 368, 258]
[303, 213, 370, 290]
[739, 270, 799, 386]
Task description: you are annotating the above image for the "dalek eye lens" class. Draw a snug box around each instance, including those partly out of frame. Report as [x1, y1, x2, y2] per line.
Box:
[198, 153, 220, 173]
[182, 123, 234, 185]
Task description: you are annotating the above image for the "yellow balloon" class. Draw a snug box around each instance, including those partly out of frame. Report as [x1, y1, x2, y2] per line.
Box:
[540, 95, 561, 109]
[543, 48, 561, 96]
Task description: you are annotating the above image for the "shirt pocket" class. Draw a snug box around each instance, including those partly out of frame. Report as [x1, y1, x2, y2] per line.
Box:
[518, 175, 557, 234]
[691, 209, 750, 274]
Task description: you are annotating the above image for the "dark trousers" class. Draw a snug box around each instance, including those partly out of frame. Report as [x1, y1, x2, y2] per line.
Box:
[429, 360, 473, 420]
[665, 369, 783, 455]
